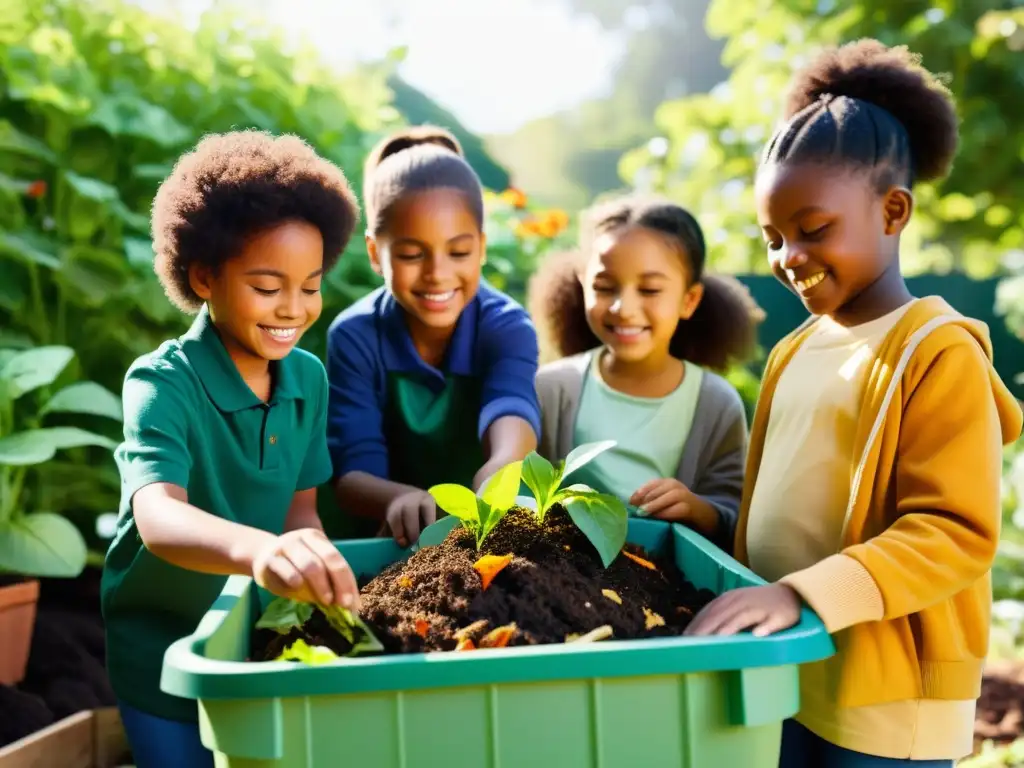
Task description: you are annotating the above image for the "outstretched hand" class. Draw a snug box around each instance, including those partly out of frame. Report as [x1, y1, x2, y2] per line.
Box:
[683, 583, 802, 638]
[251, 528, 360, 609]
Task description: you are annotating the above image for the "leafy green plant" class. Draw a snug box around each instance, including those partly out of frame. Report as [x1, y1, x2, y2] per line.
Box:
[0, 344, 120, 577]
[428, 460, 523, 550]
[256, 596, 383, 658]
[521, 441, 628, 568]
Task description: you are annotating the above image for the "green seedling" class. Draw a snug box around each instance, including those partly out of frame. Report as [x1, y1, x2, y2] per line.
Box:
[521, 441, 628, 568]
[256, 596, 384, 658]
[428, 460, 523, 550]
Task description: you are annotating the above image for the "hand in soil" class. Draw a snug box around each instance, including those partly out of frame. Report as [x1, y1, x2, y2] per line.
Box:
[386, 489, 437, 547]
[684, 583, 802, 638]
[251, 528, 360, 608]
[630, 478, 719, 536]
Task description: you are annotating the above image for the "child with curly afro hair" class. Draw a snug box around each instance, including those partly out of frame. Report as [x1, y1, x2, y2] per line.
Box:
[325, 125, 541, 549]
[684, 40, 1023, 768]
[528, 193, 762, 554]
[101, 130, 362, 767]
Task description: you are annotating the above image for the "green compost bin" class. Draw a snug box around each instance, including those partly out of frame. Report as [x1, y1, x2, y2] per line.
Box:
[162, 517, 835, 767]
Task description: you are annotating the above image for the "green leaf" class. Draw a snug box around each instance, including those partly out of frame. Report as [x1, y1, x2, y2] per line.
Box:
[522, 452, 561, 518]
[0, 427, 117, 466]
[562, 440, 617, 480]
[0, 345, 74, 399]
[481, 460, 523, 510]
[428, 483, 480, 527]
[0, 512, 87, 577]
[562, 490, 629, 568]
[476, 497, 509, 549]
[63, 171, 119, 203]
[123, 237, 155, 267]
[274, 638, 338, 665]
[0, 232, 61, 269]
[87, 93, 191, 148]
[42, 381, 123, 421]
[318, 604, 384, 654]
[0, 120, 57, 163]
[256, 597, 313, 633]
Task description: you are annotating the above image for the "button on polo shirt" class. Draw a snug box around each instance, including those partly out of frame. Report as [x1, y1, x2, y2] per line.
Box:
[100, 306, 332, 722]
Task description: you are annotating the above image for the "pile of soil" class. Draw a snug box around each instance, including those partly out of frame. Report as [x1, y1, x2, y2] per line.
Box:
[975, 659, 1024, 749]
[0, 569, 117, 749]
[256, 506, 715, 659]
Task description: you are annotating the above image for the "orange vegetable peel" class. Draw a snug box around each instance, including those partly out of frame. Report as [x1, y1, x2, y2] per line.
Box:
[473, 554, 513, 590]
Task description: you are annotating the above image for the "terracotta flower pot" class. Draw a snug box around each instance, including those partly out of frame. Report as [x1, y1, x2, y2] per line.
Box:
[0, 578, 39, 685]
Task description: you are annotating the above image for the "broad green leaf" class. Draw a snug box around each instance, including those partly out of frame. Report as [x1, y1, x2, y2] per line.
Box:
[87, 93, 191, 148]
[477, 497, 510, 548]
[318, 604, 383, 654]
[0, 512, 87, 577]
[123, 237, 155, 267]
[0, 232, 61, 269]
[274, 639, 338, 665]
[0, 345, 74, 399]
[0, 427, 117, 466]
[428, 483, 480, 526]
[256, 597, 313, 633]
[481, 460, 523, 510]
[57, 246, 130, 307]
[522, 452, 561, 519]
[563, 440, 617, 480]
[0, 260, 28, 312]
[562, 491, 629, 568]
[42, 381, 123, 421]
[63, 171, 119, 203]
[0, 120, 57, 163]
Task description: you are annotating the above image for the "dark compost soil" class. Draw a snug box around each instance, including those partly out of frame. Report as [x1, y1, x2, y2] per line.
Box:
[0, 568, 117, 749]
[255, 506, 716, 659]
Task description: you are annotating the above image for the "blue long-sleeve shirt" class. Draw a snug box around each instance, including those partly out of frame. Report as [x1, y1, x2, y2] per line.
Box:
[325, 280, 541, 483]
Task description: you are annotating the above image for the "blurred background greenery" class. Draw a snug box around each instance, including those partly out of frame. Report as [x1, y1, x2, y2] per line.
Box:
[0, 0, 1022, 758]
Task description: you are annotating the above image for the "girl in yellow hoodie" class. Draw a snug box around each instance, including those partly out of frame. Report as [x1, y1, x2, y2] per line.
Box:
[684, 40, 1023, 767]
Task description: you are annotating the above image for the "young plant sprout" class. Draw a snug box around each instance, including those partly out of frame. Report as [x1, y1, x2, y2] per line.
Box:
[428, 460, 523, 550]
[521, 440, 628, 567]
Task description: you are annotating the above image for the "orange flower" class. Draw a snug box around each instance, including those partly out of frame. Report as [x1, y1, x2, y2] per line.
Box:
[414, 618, 429, 638]
[480, 623, 516, 648]
[26, 180, 46, 198]
[515, 209, 569, 239]
[473, 554, 512, 591]
[622, 551, 657, 571]
[500, 186, 528, 209]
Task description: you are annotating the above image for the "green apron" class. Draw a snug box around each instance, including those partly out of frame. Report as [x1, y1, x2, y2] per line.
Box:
[384, 373, 485, 491]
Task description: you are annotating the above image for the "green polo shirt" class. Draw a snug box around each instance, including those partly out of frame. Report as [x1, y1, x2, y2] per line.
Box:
[100, 306, 332, 722]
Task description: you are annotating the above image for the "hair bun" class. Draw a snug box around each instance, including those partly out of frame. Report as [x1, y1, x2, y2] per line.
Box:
[366, 125, 463, 173]
[783, 38, 959, 181]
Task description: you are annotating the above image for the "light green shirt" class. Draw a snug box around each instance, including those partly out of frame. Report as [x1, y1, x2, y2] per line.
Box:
[570, 353, 704, 505]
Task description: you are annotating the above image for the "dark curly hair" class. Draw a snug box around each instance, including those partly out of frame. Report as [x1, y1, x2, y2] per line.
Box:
[762, 39, 959, 189]
[152, 130, 360, 313]
[363, 125, 483, 236]
[528, 196, 763, 372]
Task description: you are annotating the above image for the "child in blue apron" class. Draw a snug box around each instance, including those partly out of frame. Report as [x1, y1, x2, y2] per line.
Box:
[327, 127, 541, 547]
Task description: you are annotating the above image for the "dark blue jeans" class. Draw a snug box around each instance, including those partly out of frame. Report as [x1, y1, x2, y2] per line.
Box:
[779, 720, 956, 768]
[118, 700, 214, 768]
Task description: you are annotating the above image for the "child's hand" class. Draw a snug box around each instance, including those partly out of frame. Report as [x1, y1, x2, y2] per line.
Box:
[683, 584, 802, 638]
[385, 489, 437, 548]
[251, 528, 360, 609]
[630, 478, 719, 535]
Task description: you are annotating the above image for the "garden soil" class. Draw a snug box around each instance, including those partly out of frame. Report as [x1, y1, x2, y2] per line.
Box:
[256, 506, 716, 658]
[0, 569, 117, 749]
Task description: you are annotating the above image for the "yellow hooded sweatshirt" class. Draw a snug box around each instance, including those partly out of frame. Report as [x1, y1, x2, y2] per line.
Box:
[734, 297, 1023, 753]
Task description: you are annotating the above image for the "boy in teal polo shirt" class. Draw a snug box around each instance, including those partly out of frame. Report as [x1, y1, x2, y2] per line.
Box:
[327, 127, 541, 547]
[101, 131, 362, 768]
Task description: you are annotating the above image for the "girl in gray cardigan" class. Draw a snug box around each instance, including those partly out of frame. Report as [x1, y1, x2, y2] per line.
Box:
[528, 195, 762, 553]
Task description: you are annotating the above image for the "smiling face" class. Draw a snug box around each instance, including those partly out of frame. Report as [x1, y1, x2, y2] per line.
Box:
[367, 188, 485, 343]
[755, 162, 911, 323]
[580, 225, 703, 366]
[189, 218, 324, 376]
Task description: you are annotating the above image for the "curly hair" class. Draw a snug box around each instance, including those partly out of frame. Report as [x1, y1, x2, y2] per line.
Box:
[762, 39, 959, 189]
[362, 125, 483, 236]
[152, 130, 360, 313]
[528, 196, 763, 372]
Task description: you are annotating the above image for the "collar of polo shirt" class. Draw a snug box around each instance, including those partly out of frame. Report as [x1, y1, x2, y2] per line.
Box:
[180, 305, 305, 412]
